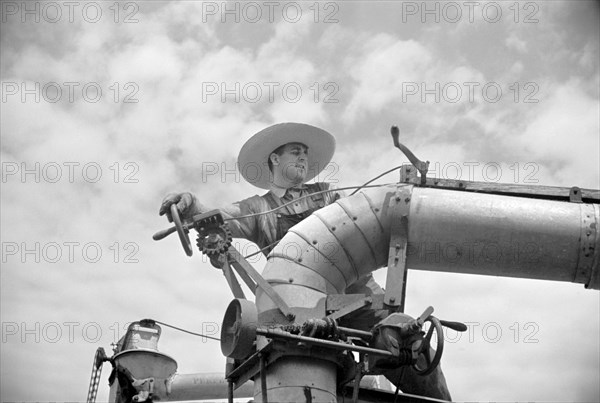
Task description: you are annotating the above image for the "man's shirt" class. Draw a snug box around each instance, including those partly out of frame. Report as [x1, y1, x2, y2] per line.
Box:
[222, 182, 342, 251]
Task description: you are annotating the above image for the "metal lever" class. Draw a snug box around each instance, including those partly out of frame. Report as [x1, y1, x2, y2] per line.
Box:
[440, 320, 467, 332]
[153, 221, 199, 240]
[153, 226, 177, 240]
[415, 306, 467, 332]
[415, 306, 434, 327]
[391, 126, 430, 185]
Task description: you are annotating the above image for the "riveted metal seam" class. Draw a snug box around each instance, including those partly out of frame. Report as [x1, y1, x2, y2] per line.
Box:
[288, 228, 350, 290]
[335, 198, 379, 270]
[313, 205, 361, 283]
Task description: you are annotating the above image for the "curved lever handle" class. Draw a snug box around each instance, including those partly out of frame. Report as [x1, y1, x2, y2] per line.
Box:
[440, 320, 467, 332]
[153, 226, 177, 241]
[391, 126, 430, 184]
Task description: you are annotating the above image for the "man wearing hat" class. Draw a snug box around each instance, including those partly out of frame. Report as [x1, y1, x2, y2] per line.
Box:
[160, 122, 343, 254]
[159, 122, 451, 399]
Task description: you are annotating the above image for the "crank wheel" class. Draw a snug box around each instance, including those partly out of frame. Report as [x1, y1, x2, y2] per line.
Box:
[171, 203, 193, 256]
[412, 316, 444, 376]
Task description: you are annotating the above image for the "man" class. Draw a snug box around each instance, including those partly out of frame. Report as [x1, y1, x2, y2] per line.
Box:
[159, 122, 342, 254]
[159, 122, 451, 400]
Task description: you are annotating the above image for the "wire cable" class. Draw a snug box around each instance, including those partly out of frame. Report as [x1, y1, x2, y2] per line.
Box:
[243, 240, 281, 259]
[349, 165, 404, 196]
[223, 183, 395, 222]
[153, 320, 220, 341]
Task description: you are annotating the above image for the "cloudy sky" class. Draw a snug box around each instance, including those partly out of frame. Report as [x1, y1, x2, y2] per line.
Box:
[1, 1, 599, 402]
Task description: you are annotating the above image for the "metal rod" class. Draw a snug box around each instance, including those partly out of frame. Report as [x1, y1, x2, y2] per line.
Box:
[227, 380, 233, 403]
[260, 354, 268, 403]
[352, 363, 362, 403]
[256, 328, 393, 357]
[336, 326, 373, 340]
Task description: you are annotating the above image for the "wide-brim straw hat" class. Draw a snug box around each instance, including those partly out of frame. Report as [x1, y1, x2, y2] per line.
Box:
[238, 122, 336, 189]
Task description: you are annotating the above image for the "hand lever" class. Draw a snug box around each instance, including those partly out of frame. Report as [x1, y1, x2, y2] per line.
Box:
[391, 126, 430, 185]
[153, 220, 195, 241]
[415, 306, 434, 327]
[152, 222, 194, 240]
[153, 226, 177, 241]
[440, 320, 467, 332]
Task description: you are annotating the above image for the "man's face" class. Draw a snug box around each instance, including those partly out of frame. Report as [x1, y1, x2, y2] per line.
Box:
[271, 142, 309, 184]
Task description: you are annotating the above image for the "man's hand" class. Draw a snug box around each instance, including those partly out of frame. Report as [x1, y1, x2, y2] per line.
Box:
[159, 192, 201, 223]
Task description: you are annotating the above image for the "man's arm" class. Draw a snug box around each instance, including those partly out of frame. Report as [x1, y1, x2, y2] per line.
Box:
[219, 201, 258, 241]
[159, 192, 259, 242]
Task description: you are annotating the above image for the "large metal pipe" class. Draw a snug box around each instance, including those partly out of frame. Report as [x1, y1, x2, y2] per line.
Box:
[149, 373, 253, 401]
[254, 184, 600, 402]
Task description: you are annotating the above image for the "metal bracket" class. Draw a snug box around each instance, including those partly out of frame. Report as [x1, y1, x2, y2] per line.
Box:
[384, 185, 413, 311]
[576, 203, 597, 287]
[570, 186, 583, 203]
[221, 257, 246, 299]
[325, 294, 385, 321]
[227, 248, 296, 321]
[189, 212, 295, 320]
[399, 164, 418, 183]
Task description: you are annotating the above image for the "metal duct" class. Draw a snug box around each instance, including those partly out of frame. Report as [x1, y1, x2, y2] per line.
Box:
[254, 184, 599, 402]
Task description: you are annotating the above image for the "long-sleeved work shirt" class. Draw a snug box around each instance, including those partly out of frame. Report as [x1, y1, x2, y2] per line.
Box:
[223, 182, 340, 252]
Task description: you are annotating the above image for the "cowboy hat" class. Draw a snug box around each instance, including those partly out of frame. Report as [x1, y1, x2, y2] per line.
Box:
[238, 122, 336, 189]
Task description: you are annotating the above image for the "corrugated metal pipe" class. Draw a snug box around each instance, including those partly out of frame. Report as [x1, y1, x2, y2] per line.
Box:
[254, 184, 599, 402]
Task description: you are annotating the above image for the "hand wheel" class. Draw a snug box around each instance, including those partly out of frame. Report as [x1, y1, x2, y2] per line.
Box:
[412, 315, 444, 376]
[171, 203, 193, 256]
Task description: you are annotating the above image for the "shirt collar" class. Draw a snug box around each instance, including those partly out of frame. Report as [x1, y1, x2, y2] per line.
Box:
[268, 183, 308, 198]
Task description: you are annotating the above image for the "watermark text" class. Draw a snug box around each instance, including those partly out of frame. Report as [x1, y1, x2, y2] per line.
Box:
[2, 162, 139, 184]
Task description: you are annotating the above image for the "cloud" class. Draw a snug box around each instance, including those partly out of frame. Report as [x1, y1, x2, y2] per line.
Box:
[343, 34, 433, 121]
[1, 2, 598, 402]
[505, 33, 528, 53]
[518, 78, 599, 187]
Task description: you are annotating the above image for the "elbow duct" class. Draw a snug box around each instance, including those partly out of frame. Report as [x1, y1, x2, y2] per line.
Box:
[254, 184, 600, 402]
